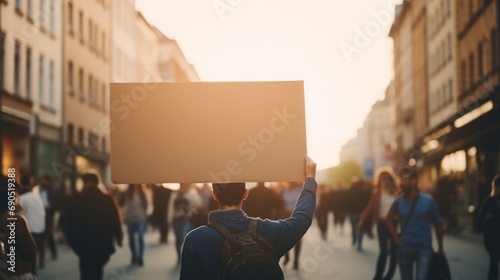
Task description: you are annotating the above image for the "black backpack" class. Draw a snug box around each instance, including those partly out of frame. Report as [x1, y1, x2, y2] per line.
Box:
[209, 218, 284, 280]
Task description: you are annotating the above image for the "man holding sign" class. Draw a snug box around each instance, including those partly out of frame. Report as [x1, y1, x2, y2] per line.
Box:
[180, 155, 317, 280]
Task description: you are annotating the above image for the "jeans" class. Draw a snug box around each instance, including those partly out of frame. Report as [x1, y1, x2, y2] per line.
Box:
[173, 219, 193, 261]
[349, 214, 364, 250]
[398, 244, 433, 280]
[374, 221, 397, 280]
[127, 220, 147, 260]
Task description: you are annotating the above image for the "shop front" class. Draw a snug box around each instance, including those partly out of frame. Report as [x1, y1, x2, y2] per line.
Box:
[418, 85, 500, 231]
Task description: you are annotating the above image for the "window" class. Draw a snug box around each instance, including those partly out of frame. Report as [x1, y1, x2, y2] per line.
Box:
[68, 2, 74, 34]
[88, 131, 99, 151]
[102, 83, 106, 112]
[78, 127, 84, 146]
[95, 79, 100, 109]
[461, 59, 467, 93]
[447, 33, 452, 61]
[448, 79, 453, 104]
[27, 0, 33, 20]
[78, 68, 84, 101]
[88, 74, 93, 106]
[26, 48, 32, 100]
[469, 52, 475, 88]
[442, 84, 447, 106]
[101, 32, 106, 59]
[67, 123, 74, 145]
[68, 61, 74, 95]
[40, 0, 45, 29]
[492, 29, 498, 70]
[14, 41, 21, 96]
[39, 55, 45, 105]
[442, 41, 446, 67]
[15, 0, 22, 13]
[50, 0, 55, 35]
[102, 137, 106, 153]
[447, 0, 451, 17]
[78, 11, 84, 43]
[88, 19, 93, 50]
[49, 61, 54, 109]
[478, 42, 484, 77]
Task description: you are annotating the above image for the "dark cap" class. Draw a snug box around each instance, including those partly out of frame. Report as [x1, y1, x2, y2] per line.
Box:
[212, 182, 246, 195]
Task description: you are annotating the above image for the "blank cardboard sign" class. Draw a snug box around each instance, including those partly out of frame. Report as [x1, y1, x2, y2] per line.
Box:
[110, 81, 307, 184]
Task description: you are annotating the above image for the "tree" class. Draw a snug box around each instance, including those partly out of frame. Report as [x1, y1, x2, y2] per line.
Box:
[326, 160, 364, 188]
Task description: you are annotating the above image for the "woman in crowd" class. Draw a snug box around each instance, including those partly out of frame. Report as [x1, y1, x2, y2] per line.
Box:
[477, 174, 500, 280]
[357, 167, 399, 280]
[121, 184, 151, 267]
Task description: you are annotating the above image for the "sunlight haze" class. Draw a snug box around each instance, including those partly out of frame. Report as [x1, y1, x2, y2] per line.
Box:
[135, 0, 398, 170]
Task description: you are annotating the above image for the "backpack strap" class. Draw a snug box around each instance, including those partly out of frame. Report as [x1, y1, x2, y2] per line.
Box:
[246, 218, 258, 233]
[208, 221, 233, 238]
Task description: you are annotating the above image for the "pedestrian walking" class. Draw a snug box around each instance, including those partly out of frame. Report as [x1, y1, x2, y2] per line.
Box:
[243, 182, 280, 220]
[346, 178, 371, 251]
[316, 184, 330, 240]
[62, 172, 123, 280]
[170, 183, 202, 265]
[180, 155, 317, 280]
[120, 184, 151, 266]
[19, 177, 46, 272]
[386, 172, 445, 280]
[357, 167, 399, 280]
[0, 175, 38, 280]
[477, 174, 500, 280]
[150, 184, 173, 244]
[33, 175, 59, 261]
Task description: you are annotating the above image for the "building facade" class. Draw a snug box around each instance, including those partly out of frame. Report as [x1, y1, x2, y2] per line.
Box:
[156, 29, 200, 82]
[1, 0, 63, 181]
[339, 82, 396, 180]
[63, 0, 111, 190]
[417, 0, 499, 230]
[390, 1, 415, 164]
[111, 0, 136, 82]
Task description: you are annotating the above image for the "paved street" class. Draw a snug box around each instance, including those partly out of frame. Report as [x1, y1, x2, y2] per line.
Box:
[37, 217, 489, 280]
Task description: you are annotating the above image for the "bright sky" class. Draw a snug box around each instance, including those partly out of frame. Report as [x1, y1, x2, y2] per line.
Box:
[135, 0, 398, 170]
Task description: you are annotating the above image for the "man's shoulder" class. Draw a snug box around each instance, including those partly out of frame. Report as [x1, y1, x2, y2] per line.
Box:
[418, 192, 435, 202]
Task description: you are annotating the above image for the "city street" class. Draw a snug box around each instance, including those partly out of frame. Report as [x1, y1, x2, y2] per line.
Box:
[37, 216, 489, 280]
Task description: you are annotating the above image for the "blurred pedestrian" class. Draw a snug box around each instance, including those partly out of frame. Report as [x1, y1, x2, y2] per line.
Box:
[357, 167, 399, 280]
[191, 184, 213, 229]
[0, 175, 38, 280]
[121, 184, 151, 266]
[180, 156, 317, 280]
[33, 175, 58, 261]
[346, 179, 370, 251]
[386, 172, 445, 280]
[19, 175, 46, 272]
[243, 182, 280, 220]
[280, 181, 303, 270]
[62, 172, 123, 280]
[150, 184, 172, 244]
[316, 184, 330, 240]
[331, 182, 347, 234]
[477, 174, 500, 280]
[171, 183, 202, 265]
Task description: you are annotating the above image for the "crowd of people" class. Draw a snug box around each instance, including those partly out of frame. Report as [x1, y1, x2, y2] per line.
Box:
[0, 163, 499, 280]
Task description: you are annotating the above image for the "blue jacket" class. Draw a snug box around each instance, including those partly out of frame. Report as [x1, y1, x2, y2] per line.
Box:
[180, 178, 317, 280]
